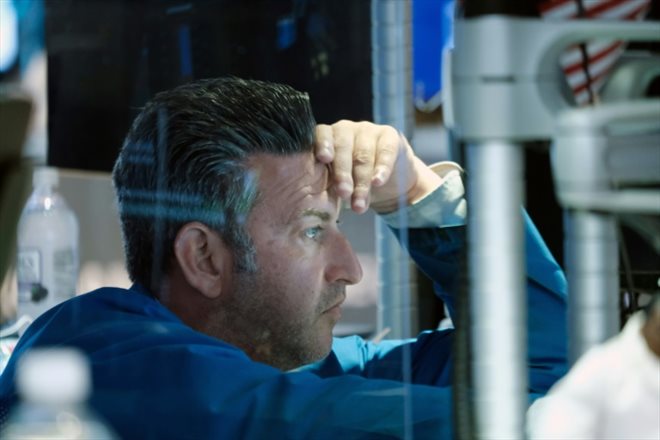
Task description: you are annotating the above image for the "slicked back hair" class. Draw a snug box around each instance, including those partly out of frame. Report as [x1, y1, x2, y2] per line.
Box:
[112, 77, 316, 291]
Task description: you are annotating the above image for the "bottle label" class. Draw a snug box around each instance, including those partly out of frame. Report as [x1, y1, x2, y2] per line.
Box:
[53, 248, 77, 299]
[16, 249, 42, 302]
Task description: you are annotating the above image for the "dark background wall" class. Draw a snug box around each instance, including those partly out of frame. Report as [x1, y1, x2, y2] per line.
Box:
[46, 0, 372, 172]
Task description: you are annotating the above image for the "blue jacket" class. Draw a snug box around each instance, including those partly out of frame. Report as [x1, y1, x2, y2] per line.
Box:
[0, 216, 566, 439]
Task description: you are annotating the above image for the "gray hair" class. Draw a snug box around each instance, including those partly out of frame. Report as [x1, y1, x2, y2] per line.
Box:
[112, 77, 316, 291]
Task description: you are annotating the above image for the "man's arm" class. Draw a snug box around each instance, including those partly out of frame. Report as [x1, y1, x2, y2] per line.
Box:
[308, 121, 568, 395]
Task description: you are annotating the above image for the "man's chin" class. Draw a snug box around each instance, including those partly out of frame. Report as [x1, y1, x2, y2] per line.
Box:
[286, 344, 333, 371]
[319, 329, 336, 357]
[305, 331, 335, 365]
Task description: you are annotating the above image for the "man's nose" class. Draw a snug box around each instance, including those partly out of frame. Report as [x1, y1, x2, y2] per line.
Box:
[325, 234, 363, 285]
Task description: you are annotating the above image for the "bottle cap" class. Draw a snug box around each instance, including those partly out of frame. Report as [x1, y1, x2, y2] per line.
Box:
[32, 167, 59, 189]
[16, 348, 91, 404]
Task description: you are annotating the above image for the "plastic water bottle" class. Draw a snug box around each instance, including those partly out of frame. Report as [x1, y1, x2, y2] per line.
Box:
[16, 167, 79, 320]
[0, 348, 117, 439]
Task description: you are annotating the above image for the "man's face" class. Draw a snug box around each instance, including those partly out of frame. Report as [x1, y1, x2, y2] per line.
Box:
[223, 152, 363, 370]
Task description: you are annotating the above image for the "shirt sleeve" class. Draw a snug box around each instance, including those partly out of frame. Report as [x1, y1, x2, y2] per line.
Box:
[380, 161, 466, 229]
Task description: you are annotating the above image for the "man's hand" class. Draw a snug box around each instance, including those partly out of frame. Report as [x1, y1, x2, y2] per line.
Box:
[314, 120, 443, 214]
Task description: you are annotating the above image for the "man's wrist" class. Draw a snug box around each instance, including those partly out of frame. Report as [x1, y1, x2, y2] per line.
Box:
[371, 158, 444, 215]
[379, 161, 466, 229]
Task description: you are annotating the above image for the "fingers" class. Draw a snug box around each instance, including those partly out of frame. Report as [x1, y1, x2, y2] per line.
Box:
[350, 128, 379, 212]
[372, 129, 400, 187]
[314, 124, 335, 163]
[314, 121, 402, 214]
[331, 121, 356, 201]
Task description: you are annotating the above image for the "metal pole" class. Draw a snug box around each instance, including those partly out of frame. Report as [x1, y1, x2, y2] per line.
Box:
[467, 141, 527, 439]
[371, 0, 417, 339]
[564, 210, 619, 364]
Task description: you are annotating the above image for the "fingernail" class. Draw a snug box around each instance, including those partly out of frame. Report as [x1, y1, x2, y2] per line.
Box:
[353, 198, 366, 211]
[373, 167, 386, 184]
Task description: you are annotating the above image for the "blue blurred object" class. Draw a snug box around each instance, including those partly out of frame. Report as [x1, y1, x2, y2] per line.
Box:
[0, 1, 19, 73]
[13, 0, 45, 74]
[178, 24, 194, 77]
[277, 15, 297, 50]
[413, 0, 455, 111]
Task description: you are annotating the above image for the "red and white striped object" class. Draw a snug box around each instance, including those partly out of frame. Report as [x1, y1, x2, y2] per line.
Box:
[539, 0, 652, 105]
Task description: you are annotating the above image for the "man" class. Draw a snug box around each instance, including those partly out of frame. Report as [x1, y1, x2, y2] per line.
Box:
[0, 78, 567, 438]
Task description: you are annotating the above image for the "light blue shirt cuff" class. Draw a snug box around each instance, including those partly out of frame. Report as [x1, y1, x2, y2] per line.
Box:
[380, 162, 467, 229]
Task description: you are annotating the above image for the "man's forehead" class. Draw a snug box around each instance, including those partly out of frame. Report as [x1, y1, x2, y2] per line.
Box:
[248, 152, 332, 193]
[245, 153, 340, 225]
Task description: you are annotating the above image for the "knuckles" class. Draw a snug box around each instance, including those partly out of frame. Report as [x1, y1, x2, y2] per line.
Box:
[353, 151, 374, 166]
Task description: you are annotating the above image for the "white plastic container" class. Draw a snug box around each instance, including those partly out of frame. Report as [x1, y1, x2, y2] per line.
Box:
[0, 348, 117, 439]
[16, 167, 79, 320]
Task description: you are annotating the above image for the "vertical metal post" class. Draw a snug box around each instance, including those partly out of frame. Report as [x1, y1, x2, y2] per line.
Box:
[564, 210, 619, 364]
[467, 141, 527, 439]
[371, 0, 417, 339]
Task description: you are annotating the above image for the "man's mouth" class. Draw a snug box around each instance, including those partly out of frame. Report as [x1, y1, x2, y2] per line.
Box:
[323, 293, 346, 316]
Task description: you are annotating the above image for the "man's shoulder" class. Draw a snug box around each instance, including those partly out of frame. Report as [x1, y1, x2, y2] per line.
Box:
[17, 285, 225, 356]
[10, 285, 251, 376]
[35, 284, 170, 327]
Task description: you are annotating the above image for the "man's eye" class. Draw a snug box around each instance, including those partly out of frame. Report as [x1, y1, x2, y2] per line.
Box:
[303, 226, 324, 240]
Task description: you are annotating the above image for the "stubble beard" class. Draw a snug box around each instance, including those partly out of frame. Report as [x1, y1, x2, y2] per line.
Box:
[218, 269, 345, 371]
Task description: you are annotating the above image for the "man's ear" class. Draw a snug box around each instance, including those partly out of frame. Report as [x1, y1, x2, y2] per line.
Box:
[173, 222, 231, 299]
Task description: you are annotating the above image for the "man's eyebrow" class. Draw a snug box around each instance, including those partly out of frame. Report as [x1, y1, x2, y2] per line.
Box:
[299, 208, 332, 222]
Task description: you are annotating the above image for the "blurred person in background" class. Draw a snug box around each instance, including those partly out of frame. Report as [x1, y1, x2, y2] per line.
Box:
[528, 294, 660, 440]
